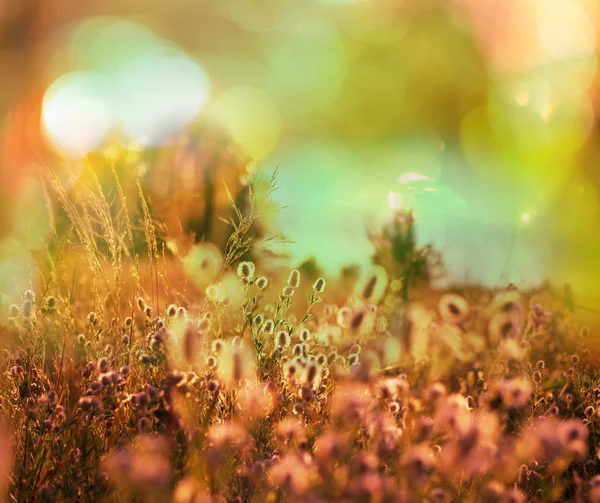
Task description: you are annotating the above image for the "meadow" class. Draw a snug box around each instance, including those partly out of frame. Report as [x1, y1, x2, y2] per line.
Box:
[0, 144, 599, 503]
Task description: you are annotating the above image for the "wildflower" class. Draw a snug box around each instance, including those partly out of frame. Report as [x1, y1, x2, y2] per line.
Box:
[292, 403, 305, 415]
[268, 454, 313, 495]
[139, 354, 153, 365]
[98, 357, 110, 373]
[144, 306, 153, 317]
[499, 378, 532, 409]
[351, 310, 367, 332]
[167, 304, 177, 317]
[403, 444, 435, 480]
[313, 277, 326, 293]
[211, 339, 225, 354]
[488, 312, 522, 344]
[78, 396, 101, 411]
[120, 366, 130, 377]
[591, 476, 600, 503]
[438, 293, 469, 324]
[337, 306, 352, 327]
[8, 304, 19, 317]
[176, 306, 187, 319]
[183, 326, 199, 364]
[299, 385, 315, 401]
[285, 362, 298, 380]
[207, 355, 217, 368]
[287, 269, 300, 288]
[290, 343, 301, 357]
[99, 373, 112, 387]
[205, 284, 219, 301]
[558, 419, 589, 458]
[255, 276, 269, 289]
[218, 346, 254, 385]
[388, 401, 401, 414]
[46, 390, 58, 405]
[362, 274, 378, 300]
[262, 319, 275, 334]
[532, 371, 542, 384]
[87, 312, 97, 325]
[77, 334, 86, 345]
[466, 395, 476, 410]
[24, 290, 35, 302]
[253, 313, 263, 327]
[349, 343, 361, 355]
[299, 328, 311, 342]
[208, 421, 249, 450]
[281, 285, 295, 297]
[136, 297, 145, 311]
[492, 289, 523, 312]
[314, 431, 346, 461]
[207, 380, 220, 394]
[45, 296, 57, 310]
[22, 300, 33, 317]
[305, 363, 319, 386]
[237, 261, 255, 281]
[275, 330, 291, 349]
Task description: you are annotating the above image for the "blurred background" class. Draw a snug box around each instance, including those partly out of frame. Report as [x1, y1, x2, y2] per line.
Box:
[1, 0, 599, 308]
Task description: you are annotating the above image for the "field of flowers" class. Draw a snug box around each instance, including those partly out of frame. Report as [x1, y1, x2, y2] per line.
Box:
[0, 154, 599, 503]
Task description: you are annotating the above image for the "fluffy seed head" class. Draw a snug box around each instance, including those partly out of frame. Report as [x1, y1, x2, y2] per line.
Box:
[205, 284, 220, 301]
[281, 285, 295, 297]
[207, 355, 218, 368]
[313, 277, 326, 293]
[237, 261, 255, 280]
[207, 380, 220, 393]
[87, 312, 97, 325]
[299, 328, 311, 342]
[262, 319, 275, 334]
[362, 275, 378, 300]
[211, 339, 225, 354]
[276, 331, 291, 349]
[287, 269, 301, 288]
[255, 276, 269, 289]
[438, 293, 469, 324]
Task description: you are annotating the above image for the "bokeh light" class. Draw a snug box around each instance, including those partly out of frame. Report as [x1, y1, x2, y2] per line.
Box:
[41, 17, 210, 155]
[41, 71, 114, 158]
[208, 86, 280, 160]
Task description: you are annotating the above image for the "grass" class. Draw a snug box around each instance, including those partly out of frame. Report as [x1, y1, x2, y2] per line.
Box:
[0, 150, 599, 503]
